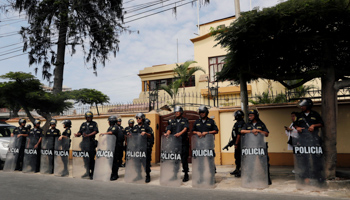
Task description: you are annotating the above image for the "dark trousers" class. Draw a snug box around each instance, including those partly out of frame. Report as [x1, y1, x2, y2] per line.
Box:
[235, 144, 241, 170]
[15, 146, 25, 170]
[112, 145, 123, 176]
[181, 144, 189, 173]
[145, 148, 152, 174]
[35, 146, 41, 172]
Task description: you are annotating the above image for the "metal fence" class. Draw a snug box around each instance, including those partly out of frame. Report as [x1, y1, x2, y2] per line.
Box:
[59, 88, 350, 116]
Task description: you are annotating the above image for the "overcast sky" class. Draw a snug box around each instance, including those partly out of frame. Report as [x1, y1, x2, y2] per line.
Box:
[0, 0, 282, 103]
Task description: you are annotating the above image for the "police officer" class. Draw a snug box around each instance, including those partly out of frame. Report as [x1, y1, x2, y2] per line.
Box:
[29, 119, 44, 172]
[12, 118, 29, 171]
[164, 105, 190, 182]
[59, 119, 72, 176]
[74, 111, 99, 179]
[192, 105, 219, 184]
[230, 110, 245, 177]
[131, 113, 153, 183]
[122, 119, 135, 167]
[45, 119, 61, 173]
[293, 98, 324, 184]
[100, 116, 122, 180]
[241, 109, 272, 185]
[115, 118, 125, 167]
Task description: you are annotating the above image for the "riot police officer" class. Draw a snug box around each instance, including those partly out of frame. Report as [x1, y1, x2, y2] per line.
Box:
[192, 105, 218, 184]
[100, 116, 122, 180]
[164, 105, 190, 182]
[241, 109, 272, 185]
[59, 119, 71, 176]
[29, 119, 44, 172]
[131, 113, 153, 183]
[45, 119, 61, 173]
[115, 118, 125, 167]
[230, 110, 245, 177]
[293, 98, 324, 185]
[122, 119, 135, 167]
[12, 118, 29, 171]
[74, 111, 99, 179]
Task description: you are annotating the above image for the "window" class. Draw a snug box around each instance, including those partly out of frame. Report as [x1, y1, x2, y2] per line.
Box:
[209, 56, 225, 82]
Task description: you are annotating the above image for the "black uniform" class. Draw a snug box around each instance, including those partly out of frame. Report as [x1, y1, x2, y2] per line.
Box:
[116, 125, 125, 167]
[109, 125, 123, 177]
[241, 120, 271, 184]
[166, 117, 190, 173]
[61, 128, 71, 174]
[192, 117, 219, 181]
[131, 124, 153, 175]
[232, 120, 245, 171]
[293, 110, 324, 181]
[29, 127, 44, 172]
[123, 126, 133, 164]
[77, 121, 99, 177]
[13, 126, 29, 170]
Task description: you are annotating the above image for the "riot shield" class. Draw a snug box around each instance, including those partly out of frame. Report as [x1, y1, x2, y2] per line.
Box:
[191, 134, 215, 188]
[54, 137, 70, 177]
[124, 132, 147, 183]
[40, 137, 55, 174]
[22, 136, 39, 173]
[72, 137, 91, 179]
[160, 134, 182, 187]
[93, 134, 116, 182]
[3, 136, 23, 172]
[241, 133, 268, 189]
[293, 129, 326, 190]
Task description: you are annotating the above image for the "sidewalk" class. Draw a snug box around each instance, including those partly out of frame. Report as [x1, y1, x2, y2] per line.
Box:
[139, 164, 350, 199]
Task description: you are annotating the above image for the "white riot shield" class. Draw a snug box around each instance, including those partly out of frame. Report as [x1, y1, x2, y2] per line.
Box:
[22, 136, 39, 173]
[241, 133, 268, 189]
[40, 137, 55, 174]
[93, 134, 116, 182]
[72, 137, 91, 179]
[124, 133, 147, 183]
[54, 137, 70, 177]
[191, 134, 215, 188]
[160, 134, 182, 187]
[293, 129, 326, 190]
[3, 136, 23, 172]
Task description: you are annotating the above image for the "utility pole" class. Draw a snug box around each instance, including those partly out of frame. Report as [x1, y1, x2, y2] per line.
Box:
[234, 0, 248, 122]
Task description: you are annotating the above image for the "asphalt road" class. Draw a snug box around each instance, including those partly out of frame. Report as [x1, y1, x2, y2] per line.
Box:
[0, 171, 343, 200]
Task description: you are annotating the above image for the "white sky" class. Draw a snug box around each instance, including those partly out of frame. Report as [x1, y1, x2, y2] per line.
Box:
[0, 0, 282, 103]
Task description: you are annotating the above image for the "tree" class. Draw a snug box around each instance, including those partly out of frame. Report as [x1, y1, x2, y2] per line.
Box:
[160, 80, 182, 107]
[173, 61, 205, 105]
[0, 72, 72, 130]
[214, 0, 350, 178]
[66, 88, 110, 115]
[9, 0, 126, 94]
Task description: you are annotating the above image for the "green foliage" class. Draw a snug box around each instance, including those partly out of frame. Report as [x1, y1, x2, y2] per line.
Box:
[249, 90, 287, 105]
[174, 61, 205, 87]
[66, 88, 110, 106]
[214, 0, 350, 88]
[0, 71, 72, 120]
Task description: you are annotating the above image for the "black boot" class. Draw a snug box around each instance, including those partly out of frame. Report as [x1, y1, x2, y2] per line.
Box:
[145, 174, 151, 183]
[110, 174, 119, 181]
[230, 169, 239, 175]
[183, 172, 189, 182]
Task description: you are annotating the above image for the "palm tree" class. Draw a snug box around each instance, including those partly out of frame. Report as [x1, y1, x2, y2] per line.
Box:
[173, 61, 205, 105]
[160, 80, 182, 107]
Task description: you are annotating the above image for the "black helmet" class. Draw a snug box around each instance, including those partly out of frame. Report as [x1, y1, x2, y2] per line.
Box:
[234, 110, 244, 120]
[18, 118, 26, 125]
[108, 116, 118, 125]
[62, 119, 72, 127]
[85, 111, 93, 119]
[26, 124, 31, 130]
[198, 105, 209, 114]
[135, 113, 145, 121]
[128, 119, 135, 124]
[298, 98, 313, 110]
[145, 118, 151, 125]
[174, 105, 183, 113]
[33, 119, 41, 125]
[50, 119, 57, 125]
[117, 118, 122, 122]
[248, 109, 259, 121]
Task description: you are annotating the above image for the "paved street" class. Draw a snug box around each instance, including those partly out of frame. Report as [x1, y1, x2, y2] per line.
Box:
[0, 167, 348, 200]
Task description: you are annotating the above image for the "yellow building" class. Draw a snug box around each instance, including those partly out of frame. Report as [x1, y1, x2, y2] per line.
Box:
[135, 16, 319, 107]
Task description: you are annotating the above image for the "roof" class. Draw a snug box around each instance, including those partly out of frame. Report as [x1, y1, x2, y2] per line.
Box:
[199, 15, 235, 27]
